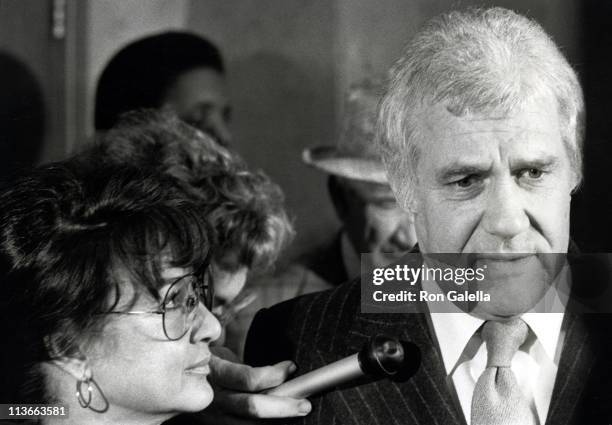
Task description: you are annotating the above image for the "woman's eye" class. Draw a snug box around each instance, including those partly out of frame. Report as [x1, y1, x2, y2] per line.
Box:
[164, 291, 180, 308]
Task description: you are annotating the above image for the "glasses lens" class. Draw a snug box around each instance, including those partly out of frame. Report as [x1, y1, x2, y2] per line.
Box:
[161, 271, 213, 340]
[162, 275, 194, 340]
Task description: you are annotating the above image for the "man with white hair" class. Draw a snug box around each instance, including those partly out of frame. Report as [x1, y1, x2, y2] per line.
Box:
[246, 8, 612, 425]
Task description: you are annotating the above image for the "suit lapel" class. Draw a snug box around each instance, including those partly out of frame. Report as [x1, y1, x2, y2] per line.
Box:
[545, 312, 597, 425]
[317, 312, 465, 425]
[399, 314, 467, 425]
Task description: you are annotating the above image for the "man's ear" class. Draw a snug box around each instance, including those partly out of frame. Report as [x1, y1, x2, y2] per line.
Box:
[44, 335, 91, 381]
[328, 176, 350, 222]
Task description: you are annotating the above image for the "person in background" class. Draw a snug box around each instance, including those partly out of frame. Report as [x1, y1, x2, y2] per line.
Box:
[95, 31, 232, 146]
[89, 111, 309, 424]
[225, 80, 417, 357]
[93, 111, 293, 345]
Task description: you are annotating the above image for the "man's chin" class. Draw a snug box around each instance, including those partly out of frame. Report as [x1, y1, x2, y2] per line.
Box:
[469, 309, 528, 321]
[466, 278, 550, 318]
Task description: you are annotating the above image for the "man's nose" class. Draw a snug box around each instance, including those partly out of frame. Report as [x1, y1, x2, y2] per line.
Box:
[191, 302, 222, 343]
[481, 180, 529, 240]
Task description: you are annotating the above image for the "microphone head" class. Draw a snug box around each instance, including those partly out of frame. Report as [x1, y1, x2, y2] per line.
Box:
[358, 334, 421, 382]
[392, 340, 421, 382]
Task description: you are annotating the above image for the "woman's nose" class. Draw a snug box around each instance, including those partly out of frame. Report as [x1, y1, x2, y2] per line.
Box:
[191, 302, 222, 343]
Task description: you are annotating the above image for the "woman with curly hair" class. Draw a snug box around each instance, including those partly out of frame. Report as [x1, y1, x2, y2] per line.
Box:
[92, 110, 294, 347]
[0, 159, 222, 423]
[0, 112, 305, 423]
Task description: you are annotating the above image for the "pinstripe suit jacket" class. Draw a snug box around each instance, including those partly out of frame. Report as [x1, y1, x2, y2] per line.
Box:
[245, 274, 612, 424]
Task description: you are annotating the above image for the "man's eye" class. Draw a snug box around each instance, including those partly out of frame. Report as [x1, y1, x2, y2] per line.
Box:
[455, 175, 478, 188]
[520, 168, 544, 179]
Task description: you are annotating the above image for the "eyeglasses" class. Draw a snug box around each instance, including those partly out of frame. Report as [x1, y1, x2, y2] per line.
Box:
[105, 267, 214, 341]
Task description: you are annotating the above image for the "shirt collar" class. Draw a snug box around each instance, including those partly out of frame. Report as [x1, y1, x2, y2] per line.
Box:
[426, 274, 567, 374]
[425, 277, 484, 374]
[518, 264, 569, 363]
[429, 309, 565, 375]
[430, 311, 484, 374]
[521, 312, 564, 363]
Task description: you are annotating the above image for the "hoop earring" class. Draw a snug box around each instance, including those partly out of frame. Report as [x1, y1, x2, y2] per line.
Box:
[75, 376, 109, 413]
[76, 377, 92, 408]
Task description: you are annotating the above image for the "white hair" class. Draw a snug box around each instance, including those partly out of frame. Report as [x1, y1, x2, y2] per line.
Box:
[377, 7, 584, 210]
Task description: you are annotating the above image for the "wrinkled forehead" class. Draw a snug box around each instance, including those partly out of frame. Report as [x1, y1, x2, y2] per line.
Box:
[412, 95, 566, 162]
[420, 92, 560, 134]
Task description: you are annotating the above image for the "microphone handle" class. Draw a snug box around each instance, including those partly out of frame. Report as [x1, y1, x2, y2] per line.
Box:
[265, 353, 362, 398]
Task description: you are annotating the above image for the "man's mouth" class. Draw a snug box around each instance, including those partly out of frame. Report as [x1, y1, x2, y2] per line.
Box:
[471, 254, 543, 278]
[472, 253, 534, 262]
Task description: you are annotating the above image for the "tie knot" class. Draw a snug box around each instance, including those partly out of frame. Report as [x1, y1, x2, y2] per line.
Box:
[481, 319, 528, 367]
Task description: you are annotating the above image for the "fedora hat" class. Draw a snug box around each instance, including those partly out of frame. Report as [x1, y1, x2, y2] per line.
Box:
[302, 79, 387, 183]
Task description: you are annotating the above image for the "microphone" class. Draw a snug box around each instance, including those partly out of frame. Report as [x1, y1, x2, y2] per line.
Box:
[266, 335, 421, 398]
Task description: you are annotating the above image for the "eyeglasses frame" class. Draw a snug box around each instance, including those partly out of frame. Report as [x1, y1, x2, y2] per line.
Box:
[104, 263, 214, 341]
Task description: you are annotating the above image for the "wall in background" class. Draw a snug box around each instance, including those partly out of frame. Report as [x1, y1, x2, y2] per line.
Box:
[82, 0, 189, 139]
[580, 0, 612, 251]
[184, 0, 339, 260]
[183, 0, 582, 259]
[0, 0, 72, 167]
[335, 0, 582, 90]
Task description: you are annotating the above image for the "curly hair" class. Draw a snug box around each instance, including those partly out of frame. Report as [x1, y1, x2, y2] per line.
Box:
[0, 161, 212, 401]
[94, 110, 293, 272]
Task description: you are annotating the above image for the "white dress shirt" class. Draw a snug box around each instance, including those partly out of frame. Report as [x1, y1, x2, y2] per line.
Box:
[423, 267, 569, 425]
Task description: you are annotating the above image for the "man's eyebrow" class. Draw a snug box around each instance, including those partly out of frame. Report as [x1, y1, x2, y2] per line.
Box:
[511, 155, 560, 170]
[436, 163, 490, 182]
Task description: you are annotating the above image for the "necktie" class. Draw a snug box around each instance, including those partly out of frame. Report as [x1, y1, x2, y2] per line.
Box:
[471, 319, 536, 425]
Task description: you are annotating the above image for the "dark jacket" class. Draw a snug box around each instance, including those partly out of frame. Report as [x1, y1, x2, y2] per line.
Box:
[245, 265, 612, 424]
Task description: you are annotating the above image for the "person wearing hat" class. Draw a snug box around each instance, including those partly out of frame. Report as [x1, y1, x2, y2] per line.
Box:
[224, 80, 417, 357]
[302, 80, 417, 275]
